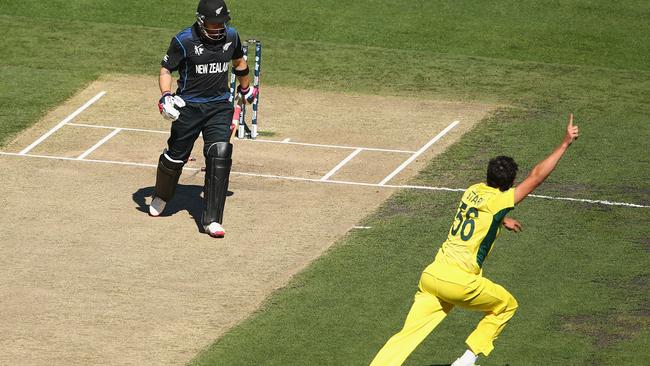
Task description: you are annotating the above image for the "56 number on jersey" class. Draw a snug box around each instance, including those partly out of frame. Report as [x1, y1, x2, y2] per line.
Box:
[450, 202, 478, 241]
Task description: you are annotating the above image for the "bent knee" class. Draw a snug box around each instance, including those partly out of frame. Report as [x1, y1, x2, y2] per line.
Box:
[493, 294, 518, 316]
[204, 141, 233, 158]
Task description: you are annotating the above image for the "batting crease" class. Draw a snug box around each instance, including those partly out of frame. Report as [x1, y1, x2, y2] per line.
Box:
[378, 120, 460, 185]
[77, 128, 123, 160]
[67, 122, 417, 154]
[0, 151, 646, 209]
[19, 91, 107, 155]
[320, 148, 363, 181]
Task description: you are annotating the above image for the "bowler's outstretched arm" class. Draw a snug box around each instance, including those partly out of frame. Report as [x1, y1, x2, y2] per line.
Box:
[514, 114, 580, 204]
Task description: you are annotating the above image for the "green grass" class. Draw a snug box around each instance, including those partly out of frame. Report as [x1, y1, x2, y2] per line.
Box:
[1, 1, 648, 365]
[192, 194, 649, 365]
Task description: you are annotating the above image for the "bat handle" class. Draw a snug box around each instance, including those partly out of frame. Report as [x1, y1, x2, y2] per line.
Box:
[229, 103, 243, 144]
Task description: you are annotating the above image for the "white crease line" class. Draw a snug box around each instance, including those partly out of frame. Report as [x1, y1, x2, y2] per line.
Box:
[244, 137, 416, 153]
[19, 91, 106, 155]
[68, 122, 415, 153]
[320, 148, 363, 181]
[2, 151, 161, 168]
[400, 184, 466, 193]
[233, 171, 386, 188]
[400, 184, 648, 208]
[527, 193, 648, 208]
[379, 120, 460, 185]
[352, 226, 372, 229]
[77, 128, 122, 160]
[68, 123, 168, 135]
[0, 151, 647, 209]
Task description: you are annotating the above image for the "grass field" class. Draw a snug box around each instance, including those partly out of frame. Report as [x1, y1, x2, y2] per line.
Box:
[1, 1, 649, 365]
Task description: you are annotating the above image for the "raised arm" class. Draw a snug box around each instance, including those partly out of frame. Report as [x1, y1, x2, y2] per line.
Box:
[514, 114, 580, 204]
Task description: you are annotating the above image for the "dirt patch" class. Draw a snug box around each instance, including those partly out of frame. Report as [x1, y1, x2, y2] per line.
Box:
[639, 238, 650, 253]
[559, 274, 649, 351]
[0, 74, 494, 365]
[559, 313, 647, 348]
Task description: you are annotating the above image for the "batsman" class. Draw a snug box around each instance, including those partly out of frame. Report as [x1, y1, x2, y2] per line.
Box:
[149, 0, 257, 238]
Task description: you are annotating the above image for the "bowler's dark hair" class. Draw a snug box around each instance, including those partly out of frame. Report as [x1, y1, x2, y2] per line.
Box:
[487, 156, 518, 191]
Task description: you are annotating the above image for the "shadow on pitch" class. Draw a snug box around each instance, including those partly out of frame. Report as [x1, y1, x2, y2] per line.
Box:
[132, 185, 205, 232]
[133, 185, 235, 232]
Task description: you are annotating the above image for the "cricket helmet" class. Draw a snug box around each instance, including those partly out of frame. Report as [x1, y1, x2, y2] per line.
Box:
[196, 0, 231, 41]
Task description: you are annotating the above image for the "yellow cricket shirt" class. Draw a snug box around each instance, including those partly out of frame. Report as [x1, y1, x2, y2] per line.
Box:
[435, 183, 515, 275]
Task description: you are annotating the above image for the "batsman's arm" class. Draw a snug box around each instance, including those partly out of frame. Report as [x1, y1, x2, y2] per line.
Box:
[159, 67, 173, 95]
[514, 114, 580, 204]
[232, 57, 250, 89]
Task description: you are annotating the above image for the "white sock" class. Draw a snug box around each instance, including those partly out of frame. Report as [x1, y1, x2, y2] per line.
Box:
[458, 349, 477, 365]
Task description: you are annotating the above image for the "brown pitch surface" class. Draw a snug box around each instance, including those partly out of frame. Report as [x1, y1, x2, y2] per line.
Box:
[0, 74, 494, 365]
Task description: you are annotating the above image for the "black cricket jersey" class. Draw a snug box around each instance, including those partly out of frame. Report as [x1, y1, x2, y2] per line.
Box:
[161, 24, 244, 103]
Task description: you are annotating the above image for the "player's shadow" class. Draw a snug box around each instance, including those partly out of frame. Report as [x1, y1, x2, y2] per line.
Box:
[133, 185, 235, 232]
[132, 185, 205, 232]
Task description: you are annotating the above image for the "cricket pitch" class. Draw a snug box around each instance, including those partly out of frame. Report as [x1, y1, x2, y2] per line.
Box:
[0, 74, 494, 365]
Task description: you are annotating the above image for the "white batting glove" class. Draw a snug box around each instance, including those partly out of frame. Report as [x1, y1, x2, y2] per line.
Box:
[237, 85, 258, 104]
[158, 92, 186, 121]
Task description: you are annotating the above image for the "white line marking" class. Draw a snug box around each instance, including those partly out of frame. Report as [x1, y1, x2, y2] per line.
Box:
[526, 193, 647, 207]
[399, 184, 648, 208]
[247, 137, 416, 153]
[2, 151, 161, 168]
[68, 123, 169, 135]
[19, 91, 106, 155]
[353, 226, 372, 229]
[400, 184, 465, 192]
[320, 148, 363, 181]
[77, 128, 122, 160]
[379, 120, 460, 186]
[0, 151, 647, 208]
[65, 122, 415, 153]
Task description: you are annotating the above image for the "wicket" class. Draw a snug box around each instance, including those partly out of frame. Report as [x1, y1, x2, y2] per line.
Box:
[230, 39, 262, 139]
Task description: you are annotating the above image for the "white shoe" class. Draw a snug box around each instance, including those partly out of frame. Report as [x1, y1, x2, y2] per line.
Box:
[149, 197, 166, 217]
[451, 359, 479, 366]
[206, 222, 225, 238]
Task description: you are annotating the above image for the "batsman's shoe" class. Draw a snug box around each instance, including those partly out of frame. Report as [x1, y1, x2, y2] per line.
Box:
[206, 222, 225, 238]
[149, 197, 167, 217]
[451, 359, 480, 366]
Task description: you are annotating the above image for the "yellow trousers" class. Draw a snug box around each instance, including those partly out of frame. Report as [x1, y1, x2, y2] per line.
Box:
[369, 261, 518, 366]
